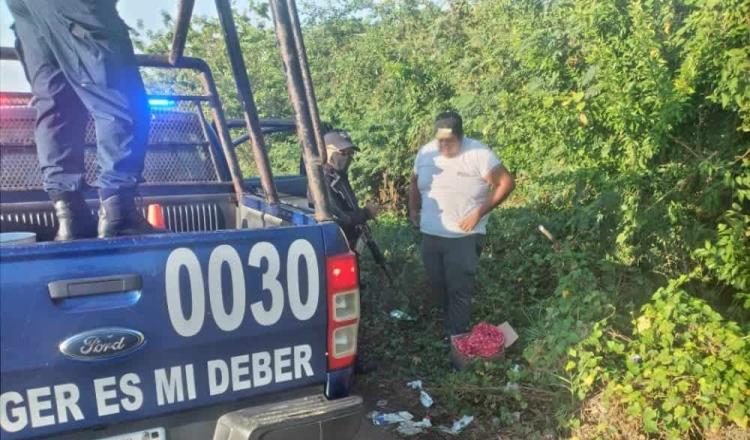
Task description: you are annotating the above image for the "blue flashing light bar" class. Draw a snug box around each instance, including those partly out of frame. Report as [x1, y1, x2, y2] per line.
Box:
[148, 98, 177, 109]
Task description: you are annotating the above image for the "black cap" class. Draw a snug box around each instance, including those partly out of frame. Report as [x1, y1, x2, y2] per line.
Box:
[435, 111, 463, 139]
[324, 131, 359, 151]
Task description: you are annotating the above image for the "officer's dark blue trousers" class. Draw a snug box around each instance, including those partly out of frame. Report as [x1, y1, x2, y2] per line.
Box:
[7, 0, 149, 194]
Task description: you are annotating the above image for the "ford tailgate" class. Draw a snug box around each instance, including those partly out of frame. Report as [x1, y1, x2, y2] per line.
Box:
[0, 227, 330, 439]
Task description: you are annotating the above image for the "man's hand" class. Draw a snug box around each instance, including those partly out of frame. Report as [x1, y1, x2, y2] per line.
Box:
[458, 207, 482, 232]
[409, 209, 420, 228]
[457, 164, 515, 232]
[365, 201, 381, 218]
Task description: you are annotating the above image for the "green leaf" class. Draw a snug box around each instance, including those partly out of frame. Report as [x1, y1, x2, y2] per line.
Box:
[674, 405, 686, 418]
[662, 396, 680, 411]
[643, 407, 659, 433]
[728, 403, 748, 428]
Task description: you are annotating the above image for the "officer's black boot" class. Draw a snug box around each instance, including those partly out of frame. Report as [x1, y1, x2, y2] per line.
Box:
[98, 190, 165, 238]
[50, 191, 98, 241]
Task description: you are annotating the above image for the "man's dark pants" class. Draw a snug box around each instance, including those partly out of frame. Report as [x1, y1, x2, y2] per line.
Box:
[7, 0, 149, 195]
[421, 233, 485, 335]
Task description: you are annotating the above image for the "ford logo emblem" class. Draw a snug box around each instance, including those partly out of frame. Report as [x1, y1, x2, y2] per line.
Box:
[59, 327, 145, 361]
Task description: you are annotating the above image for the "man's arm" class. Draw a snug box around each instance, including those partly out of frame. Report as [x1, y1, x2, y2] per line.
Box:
[458, 164, 515, 232]
[479, 163, 515, 216]
[408, 173, 421, 227]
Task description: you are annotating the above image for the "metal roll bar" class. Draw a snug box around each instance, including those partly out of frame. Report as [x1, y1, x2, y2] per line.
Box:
[269, 0, 331, 221]
[286, 0, 328, 163]
[214, 0, 280, 206]
[5, 1, 334, 220]
[0, 48, 242, 194]
[169, 0, 195, 65]
[138, 54, 246, 199]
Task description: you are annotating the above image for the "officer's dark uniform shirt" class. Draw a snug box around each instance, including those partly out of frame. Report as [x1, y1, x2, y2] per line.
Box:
[319, 163, 372, 247]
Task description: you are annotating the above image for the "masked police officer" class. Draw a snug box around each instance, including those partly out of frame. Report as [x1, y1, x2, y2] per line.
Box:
[317, 130, 381, 374]
[7, 0, 160, 240]
[319, 131, 379, 248]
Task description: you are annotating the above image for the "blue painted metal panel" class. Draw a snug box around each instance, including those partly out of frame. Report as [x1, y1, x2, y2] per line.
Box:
[325, 367, 355, 399]
[239, 196, 356, 400]
[0, 227, 331, 439]
[320, 222, 351, 256]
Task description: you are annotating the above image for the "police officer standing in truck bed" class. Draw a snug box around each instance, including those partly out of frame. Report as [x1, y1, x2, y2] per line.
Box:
[6, 0, 160, 240]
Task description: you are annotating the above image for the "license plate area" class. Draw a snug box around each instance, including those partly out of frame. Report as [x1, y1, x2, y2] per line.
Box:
[99, 427, 166, 440]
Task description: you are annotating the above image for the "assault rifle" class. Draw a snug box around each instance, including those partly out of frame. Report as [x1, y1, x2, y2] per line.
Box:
[356, 223, 393, 285]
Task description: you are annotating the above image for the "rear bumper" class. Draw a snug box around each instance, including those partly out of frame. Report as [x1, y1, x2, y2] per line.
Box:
[213, 394, 363, 440]
[47, 387, 362, 440]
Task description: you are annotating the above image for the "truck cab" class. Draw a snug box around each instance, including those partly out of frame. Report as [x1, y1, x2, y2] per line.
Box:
[0, 2, 363, 439]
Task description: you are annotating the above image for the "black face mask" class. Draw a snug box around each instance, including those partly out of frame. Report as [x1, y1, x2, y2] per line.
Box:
[329, 151, 353, 172]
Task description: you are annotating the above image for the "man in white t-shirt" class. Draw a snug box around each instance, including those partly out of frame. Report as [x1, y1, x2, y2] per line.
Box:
[408, 111, 515, 337]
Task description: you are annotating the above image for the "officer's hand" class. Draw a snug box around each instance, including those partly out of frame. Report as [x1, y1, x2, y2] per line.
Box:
[365, 202, 381, 218]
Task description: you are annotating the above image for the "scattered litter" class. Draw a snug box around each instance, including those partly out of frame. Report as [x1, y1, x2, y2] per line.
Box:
[396, 417, 432, 436]
[370, 409, 432, 435]
[499, 322, 519, 348]
[631, 354, 642, 363]
[406, 380, 434, 407]
[372, 381, 473, 435]
[406, 380, 423, 390]
[438, 415, 474, 435]
[505, 382, 520, 391]
[452, 415, 474, 433]
[369, 411, 414, 426]
[512, 412, 521, 422]
[419, 390, 434, 408]
[538, 224, 561, 251]
[390, 309, 416, 321]
[511, 363, 521, 373]
[538, 224, 555, 242]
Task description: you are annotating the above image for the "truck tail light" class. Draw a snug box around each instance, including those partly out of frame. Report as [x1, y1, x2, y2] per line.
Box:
[326, 253, 360, 370]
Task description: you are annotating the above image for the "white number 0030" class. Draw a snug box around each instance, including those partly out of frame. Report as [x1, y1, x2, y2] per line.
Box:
[164, 239, 319, 337]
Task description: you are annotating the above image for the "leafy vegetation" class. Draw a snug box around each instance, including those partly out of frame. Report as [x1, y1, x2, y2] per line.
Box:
[138, 0, 749, 437]
[569, 275, 749, 438]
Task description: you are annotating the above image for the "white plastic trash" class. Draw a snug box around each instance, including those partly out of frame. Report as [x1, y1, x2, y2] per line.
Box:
[438, 415, 474, 435]
[0, 232, 36, 246]
[396, 417, 432, 436]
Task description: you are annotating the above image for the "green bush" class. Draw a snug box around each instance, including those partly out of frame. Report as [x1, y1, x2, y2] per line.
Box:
[138, 0, 750, 435]
[695, 161, 750, 311]
[569, 275, 749, 438]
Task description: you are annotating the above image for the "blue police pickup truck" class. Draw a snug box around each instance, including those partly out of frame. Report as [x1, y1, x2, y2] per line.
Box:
[0, 44, 363, 440]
